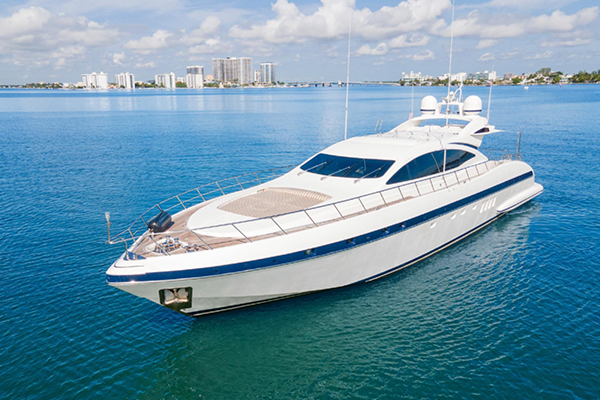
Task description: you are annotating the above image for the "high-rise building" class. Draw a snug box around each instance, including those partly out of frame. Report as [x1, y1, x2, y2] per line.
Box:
[115, 72, 135, 89]
[186, 65, 204, 88]
[223, 57, 238, 83]
[155, 73, 176, 88]
[212, 57, 253, 84]
[253, 70, 261, 83]
[239, 57, 252, 84]
[212, 58, 224, 82]
[260, 62, 275, 84]
[82, 72, 108, 89]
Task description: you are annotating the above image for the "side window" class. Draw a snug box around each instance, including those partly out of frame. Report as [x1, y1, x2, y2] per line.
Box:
[386, 150, 474, 185]
[445, 150, 475, 170]
[386, 151, 444, 185]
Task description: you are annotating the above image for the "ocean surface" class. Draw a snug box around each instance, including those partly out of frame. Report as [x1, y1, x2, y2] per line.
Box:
[1, 85, 599, 399]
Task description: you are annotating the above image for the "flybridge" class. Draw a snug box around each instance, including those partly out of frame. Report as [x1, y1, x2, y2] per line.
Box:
[386, 90, 501, 149]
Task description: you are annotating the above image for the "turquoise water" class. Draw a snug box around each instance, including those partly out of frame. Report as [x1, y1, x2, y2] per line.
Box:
[1, 86, 599, 399]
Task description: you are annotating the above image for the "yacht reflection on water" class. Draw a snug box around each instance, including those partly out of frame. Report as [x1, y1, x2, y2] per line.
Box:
[105, 89, 543, 317]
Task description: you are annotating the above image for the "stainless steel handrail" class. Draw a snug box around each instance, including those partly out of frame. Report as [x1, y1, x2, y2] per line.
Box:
[109, 165, 295, 243]
[110, 159, 504, 254]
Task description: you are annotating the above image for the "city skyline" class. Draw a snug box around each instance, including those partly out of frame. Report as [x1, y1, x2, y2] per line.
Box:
[0, 0, 599, 84]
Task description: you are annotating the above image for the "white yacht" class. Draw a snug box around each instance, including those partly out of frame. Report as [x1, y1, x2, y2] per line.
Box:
[106, 90, 543, 316]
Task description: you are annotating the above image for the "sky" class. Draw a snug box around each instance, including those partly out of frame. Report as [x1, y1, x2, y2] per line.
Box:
[0, 0, 598, 84]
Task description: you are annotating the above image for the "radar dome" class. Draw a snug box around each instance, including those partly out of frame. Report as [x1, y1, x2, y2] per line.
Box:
[420, 96, 437, 115]
[463, 95, 482, 115]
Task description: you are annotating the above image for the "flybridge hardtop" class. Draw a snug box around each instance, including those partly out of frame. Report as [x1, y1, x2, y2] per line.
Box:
[389, 90, 501, 148]
[106, 91, 542, 317]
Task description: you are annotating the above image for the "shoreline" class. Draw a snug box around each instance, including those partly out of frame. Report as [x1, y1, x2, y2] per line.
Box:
[2, 82, 599, 90]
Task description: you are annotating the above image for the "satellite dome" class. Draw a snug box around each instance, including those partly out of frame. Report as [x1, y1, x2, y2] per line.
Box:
[420, 96, 437, 115]
[463, 95, 482, 115]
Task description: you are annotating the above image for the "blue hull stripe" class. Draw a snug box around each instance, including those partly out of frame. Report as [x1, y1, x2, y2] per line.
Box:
[107, 171, 533, 284]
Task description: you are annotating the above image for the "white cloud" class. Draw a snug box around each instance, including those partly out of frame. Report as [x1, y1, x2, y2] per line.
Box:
[123, 30, 173, 54]
[488, 0, 578, 9]
[356, 42, 388, 56]
[436, 7, 598, 39]
[388, 33, 429, 49]
[12, 34, 35, 44]
[438, 10, 525, 38]
[412, 50, 435, 61]
[0, 7, 120, 55]
[400, 50, 435, 61]
[529, 8, 598, 32]
[112, 52, 125, 65]
[32, 0, 184, 16]
[0, 7, 51, 39]
[476, 39, 497, 49]
[0, 7, 122, 71]
[325, 45, 339, 57]
[478, 52, 495, 61]
[541, 38, 591, 47]
[50, 45, 86, 59]
[134, 61, 156, 68]
[228, 0, 451, 44]
[188, 37, 230, 54]
[180, 16, 222, 46]
[525, 51, 553, 59]
[498, 51, 518, 59]
[54, 57, 66, 69]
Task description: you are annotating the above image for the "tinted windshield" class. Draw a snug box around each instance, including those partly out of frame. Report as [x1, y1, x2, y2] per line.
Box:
[301, 153, 395, 179]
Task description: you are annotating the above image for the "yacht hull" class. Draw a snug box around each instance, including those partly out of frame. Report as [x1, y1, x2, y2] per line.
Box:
[108, 163, 542, 317]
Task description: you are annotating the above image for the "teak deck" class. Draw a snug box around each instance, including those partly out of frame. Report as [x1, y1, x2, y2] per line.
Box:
[130, 196, 411, 259]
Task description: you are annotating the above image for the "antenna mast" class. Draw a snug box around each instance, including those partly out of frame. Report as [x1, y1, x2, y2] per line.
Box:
[344, 14, 352, 141]
[447, 0, 455, 104]
[410, 78, 414, 119]
[486, 64, 494, 121]
[445, 0, 456, 129]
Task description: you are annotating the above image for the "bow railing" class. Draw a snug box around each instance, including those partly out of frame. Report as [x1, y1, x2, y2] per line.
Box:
[108, 165, 295, 246]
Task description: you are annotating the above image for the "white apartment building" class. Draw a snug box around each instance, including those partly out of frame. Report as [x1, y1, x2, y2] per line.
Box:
[401, 71, 421, 83]
[155, 73, 176, 88]
[452, 72, 467, 83]
[186, 66, 204, 88]
[253, 70, 261, 83]
[212, 57, 253, 84]
[212, 58, 224, 82]
[82, 72, 108, 89]
[467, 70, 497, 81]
[239, 57, 252, 85]
[260, 62, 275, 84]
[115, 72, 135, 89]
